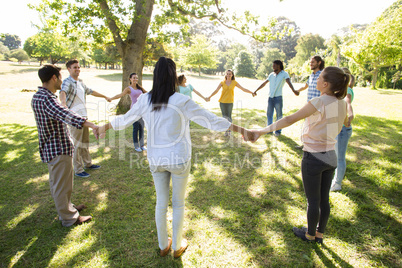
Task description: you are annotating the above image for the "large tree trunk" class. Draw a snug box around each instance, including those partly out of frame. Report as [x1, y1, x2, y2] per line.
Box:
[108, 0, 154, 114]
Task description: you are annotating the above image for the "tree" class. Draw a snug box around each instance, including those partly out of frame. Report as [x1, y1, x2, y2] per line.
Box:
[256, 48, 286, 79]
[183, 35, 218, 76]
[10, 49, 30, 64]
[31, 0, 283, 113]
[267, 17, 300, 62]
[24, 31, 70, 65]
[342, 0, 402, 89]
[0, 34, 21, 50]
[290, 33, 326, 66]
[0, 42, 10, 60]
[233, 51, 255, 78]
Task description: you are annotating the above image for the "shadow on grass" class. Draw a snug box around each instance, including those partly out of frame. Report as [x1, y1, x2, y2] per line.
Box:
[0, 110, 400, 267]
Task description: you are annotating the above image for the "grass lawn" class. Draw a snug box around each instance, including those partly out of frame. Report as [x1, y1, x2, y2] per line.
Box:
[0, 61, 401, 267]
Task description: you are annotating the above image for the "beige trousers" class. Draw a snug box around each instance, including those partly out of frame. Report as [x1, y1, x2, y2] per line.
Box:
[47, 155, 79, 227]
[68, 126, 92, 173]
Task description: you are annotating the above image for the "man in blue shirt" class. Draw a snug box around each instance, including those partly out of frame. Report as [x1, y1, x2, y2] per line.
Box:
[254, 60, 298, 136]
[297, 56, 325, 101]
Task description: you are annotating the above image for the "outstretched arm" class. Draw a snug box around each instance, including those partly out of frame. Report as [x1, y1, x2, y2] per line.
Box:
[297, 83, 308, 95]
[193, 88, 207, 101]
[254, 80, 268, 95]
[207, 83, 222, 101]
[91, 90, 111, 102]
[286, 78, 299, 96]
[236, 83, 255, 96]
[109, 87, 131, 101]
[96, 122, 112, 139]
[248, 102, 317, 142]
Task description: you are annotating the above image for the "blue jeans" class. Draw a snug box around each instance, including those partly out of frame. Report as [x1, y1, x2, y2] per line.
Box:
[150, 162, 191, 251]
[267, 96, 283, 134]
[133, 118, 144, 148]
[333, 126, 353, 185]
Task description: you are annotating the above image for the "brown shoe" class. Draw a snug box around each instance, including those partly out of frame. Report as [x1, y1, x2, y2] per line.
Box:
[73, 204, 87, 212]
[160, 237, 172, 257]
[173, 239, 188, 258]
[74, 215, 92, 225]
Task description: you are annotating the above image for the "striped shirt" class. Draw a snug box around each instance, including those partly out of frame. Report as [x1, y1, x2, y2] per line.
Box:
[60, 76, 93, 109]
[31, 87, 86, 163]
[307, 70, 322, 101]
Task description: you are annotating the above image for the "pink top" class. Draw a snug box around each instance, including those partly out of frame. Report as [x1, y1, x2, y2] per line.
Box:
[302, 94, 347, 153]
[129, 86, 143, 108]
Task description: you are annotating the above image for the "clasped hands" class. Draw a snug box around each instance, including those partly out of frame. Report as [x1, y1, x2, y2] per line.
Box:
[242, 129, 262, 143]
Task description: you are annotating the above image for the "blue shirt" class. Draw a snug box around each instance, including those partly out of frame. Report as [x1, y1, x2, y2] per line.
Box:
[266, 70, 290, 98]
[178, 84, 194, 98]
[307, 70, 322, 101]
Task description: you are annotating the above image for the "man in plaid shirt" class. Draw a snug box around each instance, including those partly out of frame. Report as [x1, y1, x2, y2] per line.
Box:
[32, 64, 98, 226]
[60, 59, 111, 178]
[297, 56, 325, 101]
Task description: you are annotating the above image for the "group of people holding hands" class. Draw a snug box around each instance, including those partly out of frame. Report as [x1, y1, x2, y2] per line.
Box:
[32, 54, 355, 258]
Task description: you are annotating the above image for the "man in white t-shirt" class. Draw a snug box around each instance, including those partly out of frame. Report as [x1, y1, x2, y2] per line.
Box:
[60, 59, 111, 178]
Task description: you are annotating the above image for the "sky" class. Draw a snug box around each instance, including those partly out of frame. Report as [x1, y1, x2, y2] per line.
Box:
[0, 0, 397, 45]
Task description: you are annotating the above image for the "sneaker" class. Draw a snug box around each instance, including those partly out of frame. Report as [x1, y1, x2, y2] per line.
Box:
[330, 183, 342, 192]
[75, 172, 90, 178]
[301, 226, 323, 243]
[140, 146, 147, 151]
[292, 227, 314, 242]
[86, 164, 101, 170]
[274, 132, 281, 137]
[135, 147, 142, 152]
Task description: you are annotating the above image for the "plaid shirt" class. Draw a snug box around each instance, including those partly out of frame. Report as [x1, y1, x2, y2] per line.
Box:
[31, 87, 86, 163]
[307, 70, 322, 101]
[60, 76, 93, 108]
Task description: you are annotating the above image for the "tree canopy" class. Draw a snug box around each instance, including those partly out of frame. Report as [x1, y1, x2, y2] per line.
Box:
[31, 0, 287, 112]
[342, 0, 402, 88]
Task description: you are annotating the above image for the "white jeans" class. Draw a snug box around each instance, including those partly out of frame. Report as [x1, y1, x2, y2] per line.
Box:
[150, 162, 191, 251]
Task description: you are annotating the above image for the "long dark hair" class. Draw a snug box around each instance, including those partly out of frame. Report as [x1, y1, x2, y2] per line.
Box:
[149, 57, 178, 111]
[321, 66, 350, 99]
[312, 55, 325, 70]
[273, 60, 284, 70]
[129, 73, 147, 93]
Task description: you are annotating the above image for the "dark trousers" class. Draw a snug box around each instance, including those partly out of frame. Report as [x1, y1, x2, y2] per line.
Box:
[219, 102, 233, 122]
[133, 118, 144, 148]
[301, 150, 337, 236]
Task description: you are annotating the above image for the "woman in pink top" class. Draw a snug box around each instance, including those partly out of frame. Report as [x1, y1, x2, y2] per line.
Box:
[110, 73, 147, 152]
[248, 67, 349, 244]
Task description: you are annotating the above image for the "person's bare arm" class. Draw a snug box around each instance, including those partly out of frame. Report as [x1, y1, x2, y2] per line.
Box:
[193, 88, 207, 101]
[59, 91, 68, 108]
[254, 80, 268, 95]
[91, 90, 111, 102]
[236, 83, 255, 96]
[297, 83, 308, 94]
[207, 83, 222, 101]
[344, 94, 354, 127]
[286, 78, 299, 96]
[109, 87, 131, 101]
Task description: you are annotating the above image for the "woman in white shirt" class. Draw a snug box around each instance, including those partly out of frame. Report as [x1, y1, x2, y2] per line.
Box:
[248, 67, 349, 244]
[98, 57, 249, 258]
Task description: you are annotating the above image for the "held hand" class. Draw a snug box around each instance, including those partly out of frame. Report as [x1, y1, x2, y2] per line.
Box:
[206, 97, 211, 102]
[243, 129, 261, 143]
[293, 90, 300, 96]
[345, 115, 354, 127]
[98, 124, 108, 139]
[252, 92, 257, 97]
[92, 126, 99, 139]
[106, 97, 112, 102]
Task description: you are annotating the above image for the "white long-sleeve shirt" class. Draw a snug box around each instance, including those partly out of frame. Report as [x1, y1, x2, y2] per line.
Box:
[110, 92, 231, 165]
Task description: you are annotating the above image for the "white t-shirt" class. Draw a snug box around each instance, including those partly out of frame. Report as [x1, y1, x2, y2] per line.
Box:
[69, 81, 87, 117]
[302, 94, 347, 152]
[111, 92, 231, 165]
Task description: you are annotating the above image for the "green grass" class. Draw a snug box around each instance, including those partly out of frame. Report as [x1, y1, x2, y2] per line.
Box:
[0, 111, 401, 267]
[0, 61, 401, 267]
